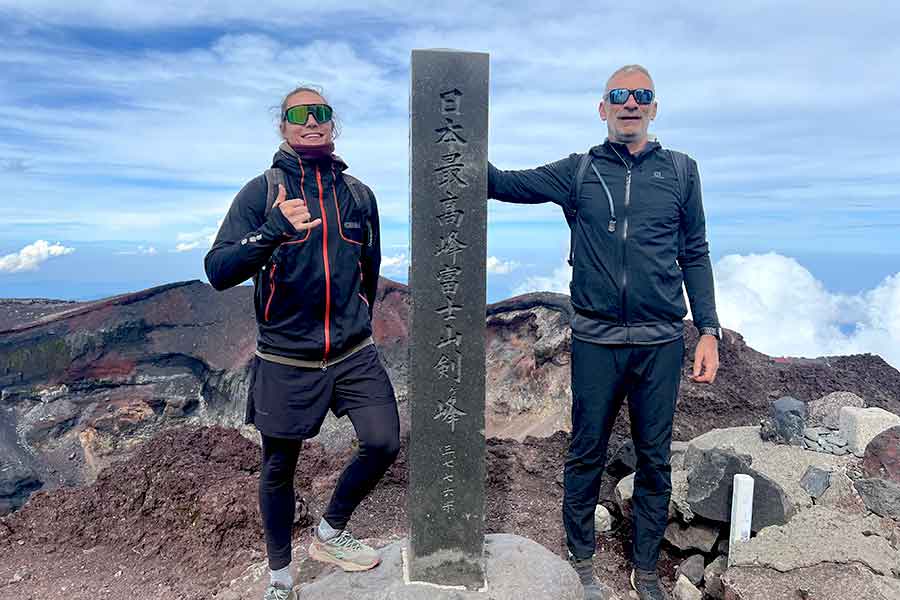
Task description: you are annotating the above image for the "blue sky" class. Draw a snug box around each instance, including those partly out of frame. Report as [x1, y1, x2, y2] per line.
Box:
[1, 1, 899, 367]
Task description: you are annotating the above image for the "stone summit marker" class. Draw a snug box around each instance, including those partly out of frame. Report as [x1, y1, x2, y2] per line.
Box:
[294, 49, 583, 600]
[407, 48, 489, 590]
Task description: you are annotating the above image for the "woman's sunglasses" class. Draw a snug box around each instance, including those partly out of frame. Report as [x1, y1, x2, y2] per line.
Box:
[284, 104, 334, 125]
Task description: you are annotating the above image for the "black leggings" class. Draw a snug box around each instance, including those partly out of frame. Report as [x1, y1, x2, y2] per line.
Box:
[259, 402, 400, 570]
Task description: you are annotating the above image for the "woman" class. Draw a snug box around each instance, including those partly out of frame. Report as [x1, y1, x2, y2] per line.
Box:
[205, 85, 399, 600]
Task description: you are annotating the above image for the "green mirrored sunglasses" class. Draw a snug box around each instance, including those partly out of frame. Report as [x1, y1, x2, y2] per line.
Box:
[284, 104, 334, 125]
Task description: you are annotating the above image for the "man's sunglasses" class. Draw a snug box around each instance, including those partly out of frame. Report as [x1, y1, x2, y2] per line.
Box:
[284, 104, 334, 125]
[606, 88, 655, 105]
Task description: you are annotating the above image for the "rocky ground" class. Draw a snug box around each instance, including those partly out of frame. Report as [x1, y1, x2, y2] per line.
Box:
[0, 425, 643, 599]
[2, 280, 900, 599]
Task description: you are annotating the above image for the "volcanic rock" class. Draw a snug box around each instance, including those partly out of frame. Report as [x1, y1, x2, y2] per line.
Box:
[799, 465, 831, 499]
[685, 447, 793, 532]
[863, 425, 900, 484]
[685, 426, 852, 521]
[664, 520, 719, 553]
[808, 391, 865, 429]
[295, 534, 583, 600]
[759, 396, 807, 446]
[728, 505, 900, 576]
[854, 478, 900, 520]
[839, 406, 900, 457]
[674, 554, 704, 586]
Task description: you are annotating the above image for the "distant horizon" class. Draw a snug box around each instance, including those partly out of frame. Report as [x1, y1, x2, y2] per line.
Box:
[2, 3, 898, 370]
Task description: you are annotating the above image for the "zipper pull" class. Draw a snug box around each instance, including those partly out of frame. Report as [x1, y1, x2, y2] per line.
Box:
[608, 218, 617, 233]
[320, 359, 327, 371]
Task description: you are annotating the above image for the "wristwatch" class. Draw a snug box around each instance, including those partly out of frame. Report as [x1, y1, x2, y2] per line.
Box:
[698, 326, 722, 340]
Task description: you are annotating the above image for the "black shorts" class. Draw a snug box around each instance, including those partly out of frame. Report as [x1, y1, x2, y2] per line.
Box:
[245, 345, 396, 440]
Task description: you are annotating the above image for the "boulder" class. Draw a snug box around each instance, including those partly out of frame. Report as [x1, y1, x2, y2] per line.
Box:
[728, 505, 900, 576]
[670, 441, 690, 471]
[606, 440, 636, 478]
[615, 473, 634, 520]
[799, 465, 831, 499]
[808, 391, 865, 429]
[672, 575, 702, 600]
[759, 396, 807, 446]
[839, 406, 900, 457]
[723, 563, 900, 600]
[296, 534, 583, 600]
[675, 554, 704, 587]
[664, 520, 720, 553]
[685, 426, 852, 522]
[816, 468, 867, 515]
[616, 468, 694, 523]
[684, 448, 793, 532]
[854, 478, 900, 520]
[703, 556, 727, 600]
[863, 425, 900, 484]
[594, 504, 612, 533]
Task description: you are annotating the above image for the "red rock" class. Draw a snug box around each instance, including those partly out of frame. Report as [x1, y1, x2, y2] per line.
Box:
[863, 425, 900, 484]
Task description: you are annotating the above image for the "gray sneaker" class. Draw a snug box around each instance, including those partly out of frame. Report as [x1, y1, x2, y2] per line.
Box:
[308, 530, 380, 572]
[263, 583, 296, 600]
[630, 568, 671, 600]
[568, 555, 616, 600]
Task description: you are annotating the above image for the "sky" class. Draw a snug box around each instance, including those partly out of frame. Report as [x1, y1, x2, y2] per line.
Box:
[1, 1, 899, 367]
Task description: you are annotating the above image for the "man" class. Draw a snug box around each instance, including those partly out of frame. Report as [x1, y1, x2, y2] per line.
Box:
[488, 65, 720, 600]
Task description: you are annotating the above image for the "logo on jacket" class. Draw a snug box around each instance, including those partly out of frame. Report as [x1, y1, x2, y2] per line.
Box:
[653, 171, 664, 179]
[344, 221, 361, 229]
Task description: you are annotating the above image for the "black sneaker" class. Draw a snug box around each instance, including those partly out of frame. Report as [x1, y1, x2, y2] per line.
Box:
[630, 568, 671, 600]
[568, 555, 616, 600]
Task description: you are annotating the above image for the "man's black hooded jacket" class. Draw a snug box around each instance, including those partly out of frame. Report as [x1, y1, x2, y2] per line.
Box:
[489, 139, 719, 344]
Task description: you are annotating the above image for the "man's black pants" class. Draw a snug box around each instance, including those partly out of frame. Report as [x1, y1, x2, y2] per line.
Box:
[563, 336, 684, 570]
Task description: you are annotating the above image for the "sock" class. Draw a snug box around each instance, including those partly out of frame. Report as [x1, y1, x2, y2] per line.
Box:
[269, 565, 292, 589]
[317, 517, 341, 541]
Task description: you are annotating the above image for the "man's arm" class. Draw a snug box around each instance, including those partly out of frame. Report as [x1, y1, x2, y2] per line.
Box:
[678, 159, 721, 383]
[204, 176, 300, 291]
[678, 159, 720, 332]
[488, 156, 577, 211]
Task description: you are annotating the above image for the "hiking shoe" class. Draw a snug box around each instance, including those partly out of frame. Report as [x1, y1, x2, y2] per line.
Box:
[263, 583, 296, 600]
[308, 530, 380, 572]
[568, 555, 616, 600]
[630, 568, 671, 600]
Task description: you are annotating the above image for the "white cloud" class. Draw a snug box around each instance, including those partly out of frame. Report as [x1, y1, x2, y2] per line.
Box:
[0, 240, 75, 273]
[174, 242, 201, 253]
[714, 253, 900, 369]
[380, 253, 408, 276]
[512, 259, 571, 296]
[174, 226, 220, 252]
[116, 245, 158, 255]
[511, 252, 900, 369]
[486, 255, 520, 275]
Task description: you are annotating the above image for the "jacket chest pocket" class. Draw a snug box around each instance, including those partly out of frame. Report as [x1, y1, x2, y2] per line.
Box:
[335, 200, 365, 247]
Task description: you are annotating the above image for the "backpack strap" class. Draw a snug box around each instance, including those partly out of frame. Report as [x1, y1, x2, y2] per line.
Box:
[566, 152, 593, 266]
[263, 167, 286, 218]
[668, 149, 692, 261]
[341, 173, 374, 248]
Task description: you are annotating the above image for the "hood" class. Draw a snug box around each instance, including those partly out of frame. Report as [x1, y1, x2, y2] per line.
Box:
[272, 141, 349, 176]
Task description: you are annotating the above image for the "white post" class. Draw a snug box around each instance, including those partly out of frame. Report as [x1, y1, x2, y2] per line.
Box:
[728, 474, 754, 566]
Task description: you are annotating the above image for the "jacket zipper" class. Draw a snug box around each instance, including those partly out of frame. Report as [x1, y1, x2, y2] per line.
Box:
[590, 162, 617, 233]
[315, 164, 332, 366]
[609, 145, 631, 332]
[264, 263, 277, 322]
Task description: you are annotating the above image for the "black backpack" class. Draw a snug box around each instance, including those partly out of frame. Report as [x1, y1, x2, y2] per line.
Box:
[564, 149, 691, 266]
[262, 167, 375, 248]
